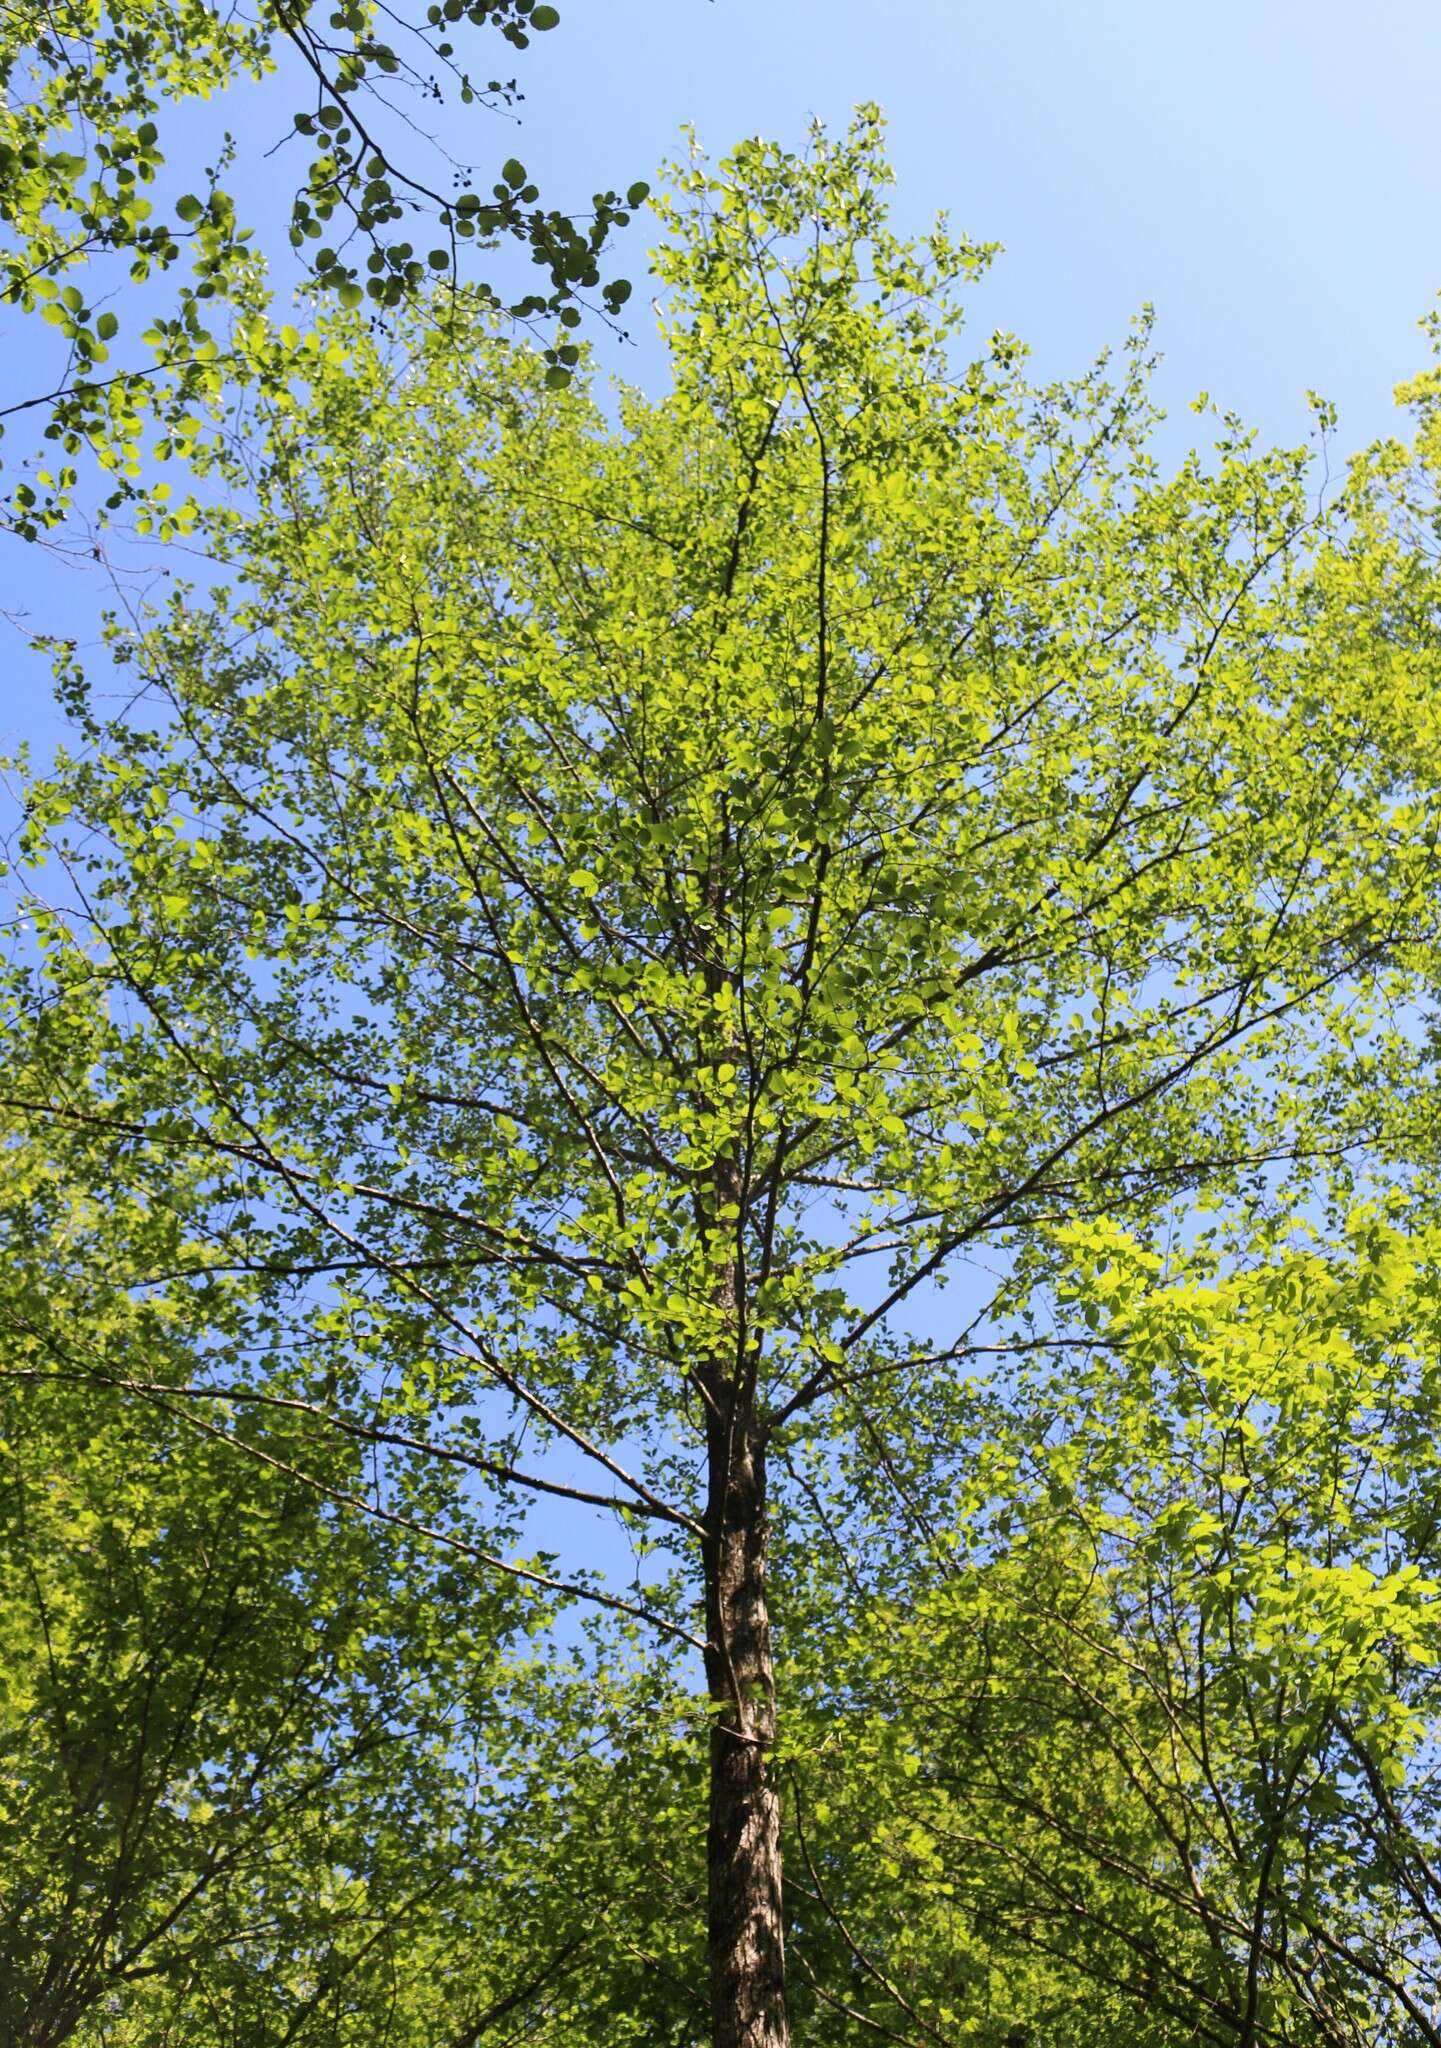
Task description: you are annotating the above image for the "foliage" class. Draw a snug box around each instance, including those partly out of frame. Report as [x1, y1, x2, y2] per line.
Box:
[9, 112, 1441, 2043]
[0, 0, 648, 535]
[0, 1015, 690, 2046]
[777, 1210, 1441, 2045]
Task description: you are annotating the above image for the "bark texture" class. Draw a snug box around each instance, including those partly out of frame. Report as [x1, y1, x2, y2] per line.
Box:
[702, 1406, 788, 2048]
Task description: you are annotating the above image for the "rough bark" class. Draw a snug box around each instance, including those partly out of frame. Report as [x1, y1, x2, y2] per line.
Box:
[702, 1397, 788, 2048]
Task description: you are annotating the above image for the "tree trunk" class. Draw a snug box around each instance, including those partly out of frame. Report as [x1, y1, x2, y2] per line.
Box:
[702, 1404, 788, 2048]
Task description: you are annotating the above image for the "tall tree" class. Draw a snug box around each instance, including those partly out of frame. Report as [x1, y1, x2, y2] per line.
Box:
[12, 113, 1441, 2044]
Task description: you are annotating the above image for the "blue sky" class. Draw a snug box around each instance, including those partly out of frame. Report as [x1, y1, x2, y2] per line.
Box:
[534, 0, 1441, 435]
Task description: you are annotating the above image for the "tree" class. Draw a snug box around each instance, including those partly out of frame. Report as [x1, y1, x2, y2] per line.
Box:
[776, 1208, 1441, 2045]
[1035, 1209, 1441, 2044]
[0, 1013, 671, 2047]
[777, 1530, 1224, 2045]
[12, 112, 1441, 2045]
[0, 0, 648, 536]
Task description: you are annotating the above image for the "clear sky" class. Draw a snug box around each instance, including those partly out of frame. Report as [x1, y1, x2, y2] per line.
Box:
[526, 0, 1441, 437]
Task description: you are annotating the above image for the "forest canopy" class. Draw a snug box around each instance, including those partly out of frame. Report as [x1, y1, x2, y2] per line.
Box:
[6, 100, 1441, 2048]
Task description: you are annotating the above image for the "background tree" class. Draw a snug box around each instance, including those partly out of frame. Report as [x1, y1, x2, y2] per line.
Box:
[11, 114, 1441, 2046]
[0, 1006, 699, 2046]
[0, 0, 649, 536]
[776, 1208, 1441, 2046]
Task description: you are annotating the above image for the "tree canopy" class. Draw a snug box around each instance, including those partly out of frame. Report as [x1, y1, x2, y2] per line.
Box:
[9, 111, 1441, 2047]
